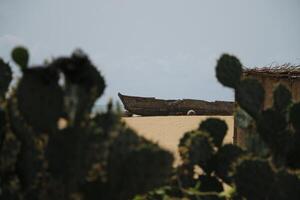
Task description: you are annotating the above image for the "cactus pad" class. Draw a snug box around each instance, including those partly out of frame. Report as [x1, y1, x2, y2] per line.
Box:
[50, 51, 106, 124]
[0, 59, 12, 99]
[180, 131, 215, 173]
[236, 78, 265, 118]
[256, 109, 287, 147]
[17, 67, 63, 132]
[11, 46, 29, 70]
[268, 170, 300, 200]
[214, 144, 245, 184]
[199, 118, 228, 148]
[233, 158, 275, 199]
[198, 175, 223, 192]
[216, 54, 243, 88]
[273, 84, 292, 113]
[289, 103, 300, 131]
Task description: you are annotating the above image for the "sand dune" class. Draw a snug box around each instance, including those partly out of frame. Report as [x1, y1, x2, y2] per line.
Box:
[123, 116, 234, 164]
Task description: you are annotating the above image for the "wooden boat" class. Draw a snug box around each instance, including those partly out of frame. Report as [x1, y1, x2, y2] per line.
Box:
[118, 93, 234, 116]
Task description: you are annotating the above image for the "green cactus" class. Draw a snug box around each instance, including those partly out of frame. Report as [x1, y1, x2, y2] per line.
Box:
[0, 59, 12, 100]
[174, 163, 197, 189]
[16, 67, 64, 132]
[233, 158, 275, 199]
[105, 127, 173, 200]
[268, 170, 300, 200]
[178, 130, 196, 163]
[215, 54, 243, 88]
[46, 128, 88, 185]
[289, 102, 300, 131]
[197, 175, 223, 193]
[213, 144, 245, 184]
[0, 48, 174, 200]
[3, 47, 300, 200]
[235, 78, 265, 118]
[286, 133, 300, 169]
[215, 54, 300, 199]
[0, 108, 5, 149]
[133, 186, 177, 200]
[256, 109, 287, 145]
[199, 118, 228, 148]
[244, 131, 269, 158]
[0, 110, 21, 199]
[11, 46, 29, 70]
[50, 50, 106, 126]
[179, 131, 215, 174]
[273, 84, 292, 113]
[141, 54, 300, 200]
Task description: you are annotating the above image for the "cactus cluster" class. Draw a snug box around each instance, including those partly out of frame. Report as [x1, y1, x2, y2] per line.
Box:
[138, 54, 300, 200]
[1, 47, 299, 200]
[0, 58, 12, 101]
[0, 47, 173, 200]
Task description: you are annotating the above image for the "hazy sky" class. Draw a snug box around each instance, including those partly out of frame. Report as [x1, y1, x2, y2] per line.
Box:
[1, 0, 300, 105]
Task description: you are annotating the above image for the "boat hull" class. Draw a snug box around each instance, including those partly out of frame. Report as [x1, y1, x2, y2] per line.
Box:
[118, 93, 234, 116]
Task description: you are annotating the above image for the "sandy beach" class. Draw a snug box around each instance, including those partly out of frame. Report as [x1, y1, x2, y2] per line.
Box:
[123, 116, 234, 164]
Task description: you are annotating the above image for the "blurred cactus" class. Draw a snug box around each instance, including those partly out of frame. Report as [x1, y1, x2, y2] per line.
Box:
[214, 53, 300, 198]
[105, 130, 173, 200]
[0, 47, 173, 200]
[273, 84, 292, 113]
[16, 67, 64, 132]
[233, 158, 275, 200]
[50, 51, 106, 125]
[213, 144, 244, 184]
[236, 78, 265, 118]
[179, 131, 215, 174]
[0, 109, 6, 148]
[150, 119, 240, 199]
[269, 170, 300, 200]
[289, 102, 300, 131]
[0, 59, 12, 100]
[199, 118, 228, 148]
[2, 46, 300, 200]
[216, 54, 242, 88]
[197, 175, 223, 193]
[141, 54, 300, 200]
[11, 46, 29, 70]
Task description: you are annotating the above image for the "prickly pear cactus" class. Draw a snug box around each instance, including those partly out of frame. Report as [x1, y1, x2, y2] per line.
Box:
[233, 158, 275, 200]
[216, 54, 243, 88]
[289, 102, 300, 131]
[236, 78, 265, 118]
[213, 53, 300, 199]
[179, 131, 215, 174]
[269, 170, 300, 200]
[199, 118, 228, 148]
[0, 109, 6, 148]
[0, 58, 12, 100]
[11, 46, 29, 70]
[197, 175, 223, 193]
[106, 132, 174, 200]
[141, 54, 300, 200]
[50, 50, 106, 125]
[273, 84, 292, 113]
[213, 144, 245, 184]
[17, 67, 64, 132]
[0, 47, 174, 200]
[150, 118, 243, 199]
